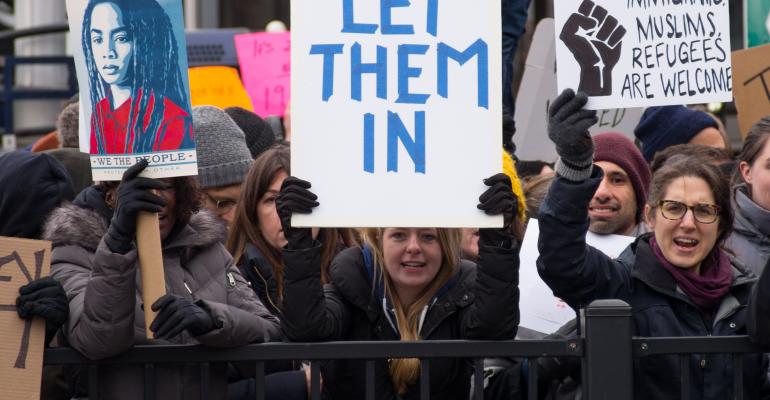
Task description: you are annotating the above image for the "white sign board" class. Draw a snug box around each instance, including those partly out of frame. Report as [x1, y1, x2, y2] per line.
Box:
[519, 219, 635, 334]
[515, 18, 644, 162]
[555, 0, 732, 110]
[291, 0, 502, 227]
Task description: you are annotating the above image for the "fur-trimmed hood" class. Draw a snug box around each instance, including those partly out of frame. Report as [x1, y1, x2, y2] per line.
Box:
[43, 202, 227, 251]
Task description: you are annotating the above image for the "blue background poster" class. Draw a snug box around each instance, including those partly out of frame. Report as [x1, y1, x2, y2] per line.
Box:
[66, 0, 197, 180]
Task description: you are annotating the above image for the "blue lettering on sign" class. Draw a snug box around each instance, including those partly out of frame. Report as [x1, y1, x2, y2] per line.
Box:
[309, 44, 344, 101]
[387, 111, 425, 173]
[437, 39, 489, 109]
[396, 44, 430, 104]
[351, 42, 388, 101]
[312, 0, 490, 174]
[381, 0, 414, 35]
[342, 0, 378, 33]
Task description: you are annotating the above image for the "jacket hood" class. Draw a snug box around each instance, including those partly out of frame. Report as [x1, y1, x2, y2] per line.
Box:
[43, 202, 227, 251]
[0, 151, 74, 239]
[732, 184, 770, 239]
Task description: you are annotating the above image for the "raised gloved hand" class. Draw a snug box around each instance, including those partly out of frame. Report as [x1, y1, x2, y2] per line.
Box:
[105, 160, 168, 254]
[16, 277, 69, 346]
[477, 173, 518, 248]
[548, 89, 598, 181]
[276, 177, 319, 250]
[150, 294, 215, 339]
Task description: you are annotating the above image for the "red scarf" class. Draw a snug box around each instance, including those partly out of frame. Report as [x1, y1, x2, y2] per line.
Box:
[649, 237, 732, 312]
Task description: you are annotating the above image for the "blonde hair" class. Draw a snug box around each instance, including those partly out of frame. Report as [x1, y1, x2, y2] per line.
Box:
[360, 227, 462, 395]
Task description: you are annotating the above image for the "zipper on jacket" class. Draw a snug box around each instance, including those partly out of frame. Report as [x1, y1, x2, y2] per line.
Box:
[253, 263, 281, 313]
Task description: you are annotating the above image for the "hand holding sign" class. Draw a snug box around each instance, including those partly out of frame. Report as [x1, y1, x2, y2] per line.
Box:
[560, 0, 626, 96]
[105, 160, 167, 254]
[477, 173, 519, 247]
[276, 177, 319, 250]
[16, 277, 68, 345]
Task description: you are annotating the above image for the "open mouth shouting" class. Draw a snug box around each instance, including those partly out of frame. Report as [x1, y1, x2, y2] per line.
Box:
[401, 261, 426, 273]
[672, 236, 699, 253]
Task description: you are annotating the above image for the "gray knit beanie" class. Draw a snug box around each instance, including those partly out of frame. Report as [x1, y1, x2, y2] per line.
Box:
[57, 102, 80, 149]
[193, 106, 253, 188]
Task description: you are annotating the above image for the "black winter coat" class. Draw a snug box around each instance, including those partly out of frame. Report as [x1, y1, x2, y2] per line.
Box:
[537, 168, 769, 400]
[280, 243, 520, 400]
[237, 243, 282, 316]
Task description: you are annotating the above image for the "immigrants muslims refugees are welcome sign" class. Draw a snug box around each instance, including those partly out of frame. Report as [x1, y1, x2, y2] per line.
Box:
[291, 0, 502, 228]
[555, 0, 733, 110]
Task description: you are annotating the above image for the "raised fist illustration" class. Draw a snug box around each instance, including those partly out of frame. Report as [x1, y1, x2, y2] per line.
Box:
[560, 0, 626, 96]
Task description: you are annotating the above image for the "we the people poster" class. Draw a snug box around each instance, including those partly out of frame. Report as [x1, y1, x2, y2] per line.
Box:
[66, 0, 197, 180]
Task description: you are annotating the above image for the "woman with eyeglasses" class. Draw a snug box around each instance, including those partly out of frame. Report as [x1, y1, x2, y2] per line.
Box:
[537, 89, 767, 399]
[725, 116, 770, 276]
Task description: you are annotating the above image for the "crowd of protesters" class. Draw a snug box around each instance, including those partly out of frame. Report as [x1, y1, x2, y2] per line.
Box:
[5, 1, 770, 399]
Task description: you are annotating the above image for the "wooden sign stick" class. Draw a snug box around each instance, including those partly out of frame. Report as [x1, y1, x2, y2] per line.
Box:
[136, 211, 166, 339]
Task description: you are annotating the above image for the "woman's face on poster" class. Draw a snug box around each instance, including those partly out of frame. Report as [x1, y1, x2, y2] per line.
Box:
[90, 2, 133, 87]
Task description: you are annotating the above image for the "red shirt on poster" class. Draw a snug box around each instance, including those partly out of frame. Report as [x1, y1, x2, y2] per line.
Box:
[90, 90, 193, 155]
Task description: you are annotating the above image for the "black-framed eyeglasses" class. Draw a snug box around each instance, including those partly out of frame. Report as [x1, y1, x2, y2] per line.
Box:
[657, 200, 720, 224]
[203, 193, 237, 214]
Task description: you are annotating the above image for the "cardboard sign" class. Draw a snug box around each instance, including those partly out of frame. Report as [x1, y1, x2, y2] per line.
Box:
[514, 18, 644, 162]
[732, 44, 770, 138]
[66, 0, 198, 181]
[0, 237, 51, 400]
[189, 66, 255, 111]
[518, 220, 634, 334]
[291, 0, 502, 227]
[235, 32, 291, 117]
[746, 0, 770, 48]
[555, 0, 732, 110]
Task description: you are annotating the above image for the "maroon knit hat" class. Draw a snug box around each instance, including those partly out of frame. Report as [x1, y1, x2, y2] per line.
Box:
[593, 132, 651, 222]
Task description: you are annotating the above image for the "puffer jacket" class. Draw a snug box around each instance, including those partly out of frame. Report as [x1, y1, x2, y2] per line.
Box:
[44, 200, 282, 400]
[280, 242, 520, 400]
[537, 167, 769, 400]
[725, 185, 770, 276]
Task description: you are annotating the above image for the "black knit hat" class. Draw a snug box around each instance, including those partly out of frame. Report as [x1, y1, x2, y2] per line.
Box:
[634, 105, 719, 162]
[225, 107, 276, 159]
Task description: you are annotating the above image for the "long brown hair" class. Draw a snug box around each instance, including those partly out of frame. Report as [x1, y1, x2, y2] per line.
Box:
[361, 227, 461, 395]
[227, 144, 358, 299]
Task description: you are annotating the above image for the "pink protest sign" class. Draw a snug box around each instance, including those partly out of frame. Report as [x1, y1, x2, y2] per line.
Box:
[235, 32, 291, 118]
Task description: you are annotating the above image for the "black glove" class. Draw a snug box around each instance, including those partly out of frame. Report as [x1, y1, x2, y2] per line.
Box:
[477, 173, 518, 248]
[548, 89, 598, 181]
[16, 277, 69, 346]
[502, 114, 517, 159]
[275, 176, 319, 250]
[150, 294, 215, 339]
[105, 160, 168, 254]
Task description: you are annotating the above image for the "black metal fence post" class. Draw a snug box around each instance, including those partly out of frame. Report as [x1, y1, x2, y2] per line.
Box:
[582, 299, 633, 400]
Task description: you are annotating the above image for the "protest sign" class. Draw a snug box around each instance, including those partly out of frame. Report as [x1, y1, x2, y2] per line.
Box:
[518, 220, 634, 334]
[732, 44, 770, 138]
[746, 0, 770, 48]
[235, 32, 291, 117]
[189, 66, 255, 111]
[66, 0, 197, 181]
[515, 18, 643, 162]
[291, 0, 502, 227]
[0, 237, 51, 400]
[555, 0, 732, 110]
